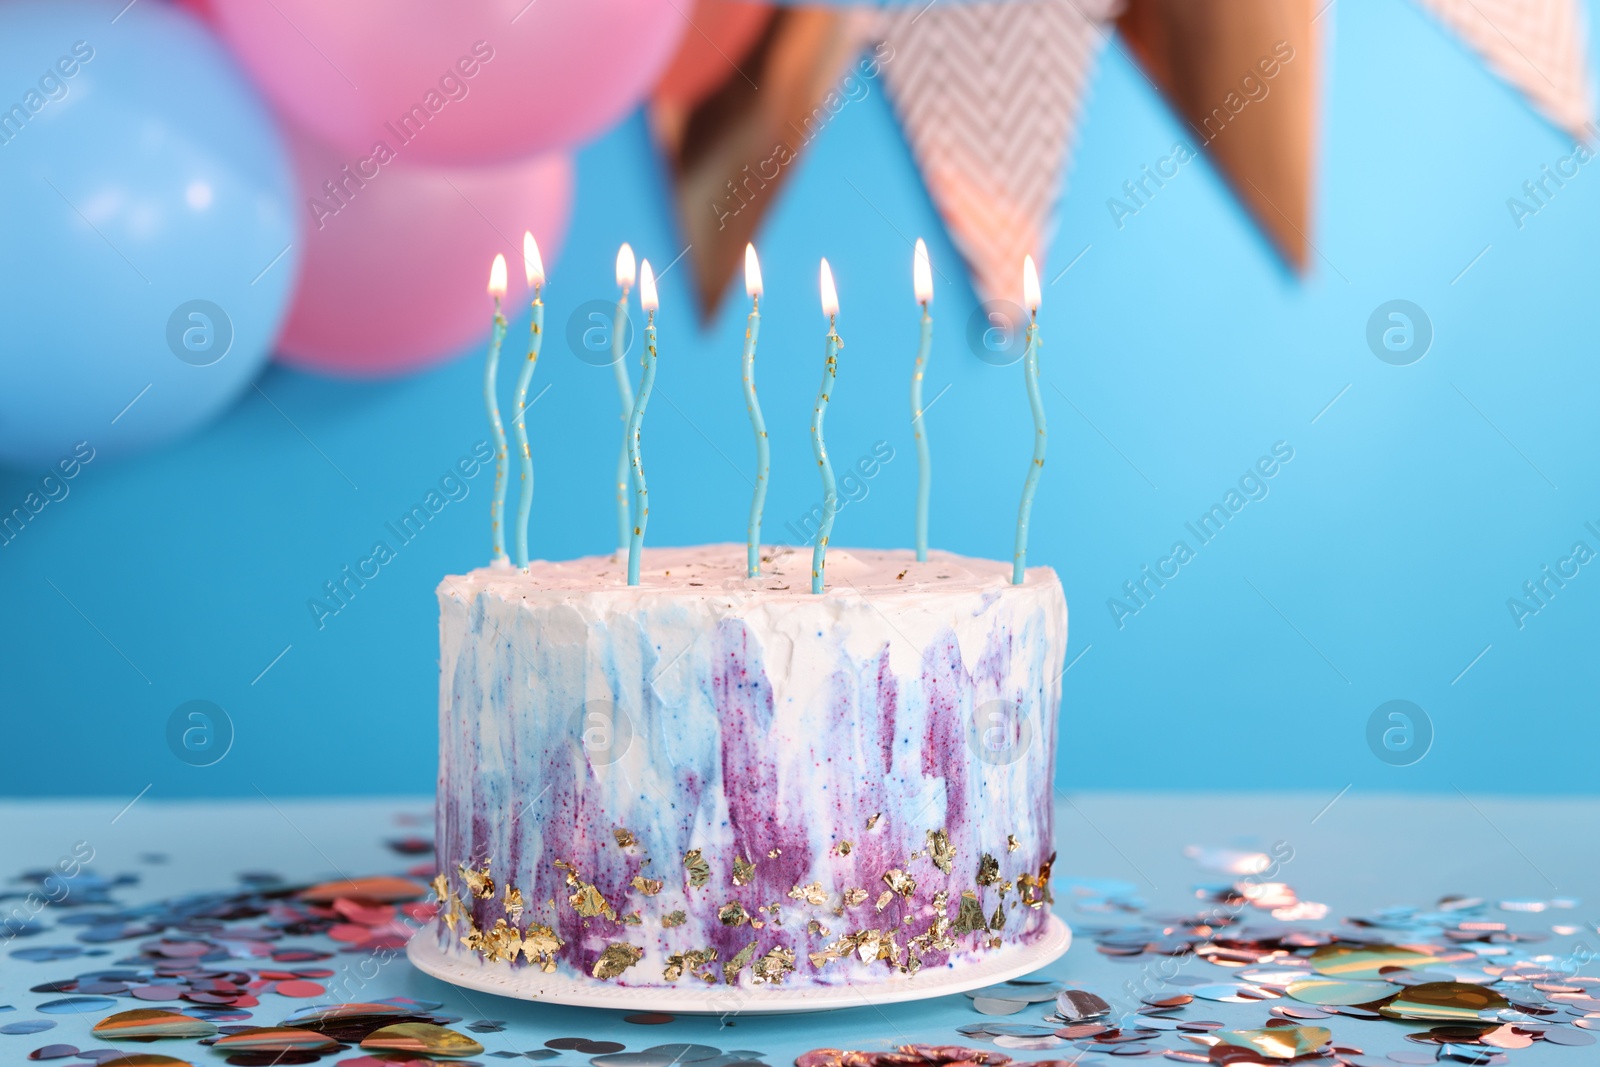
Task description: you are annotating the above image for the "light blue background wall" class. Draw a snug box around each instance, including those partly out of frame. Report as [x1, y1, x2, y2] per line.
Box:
[4, 0, 1597, 798]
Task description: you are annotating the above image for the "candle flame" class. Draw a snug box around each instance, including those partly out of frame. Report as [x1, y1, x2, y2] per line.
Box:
[913, 238, 932, 305]
[639, 259, 658, 311]
[615, 243, 636, 290]
[488, 253, 507, 298]
[744, 243, 763, 299]
[1022, 254, 1040, 312]
[819, 258, 838, 318]
[523, 232, 544, 288]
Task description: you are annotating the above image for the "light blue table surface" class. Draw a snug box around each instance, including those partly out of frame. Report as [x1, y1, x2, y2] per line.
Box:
[2, 793, 1595, 1065]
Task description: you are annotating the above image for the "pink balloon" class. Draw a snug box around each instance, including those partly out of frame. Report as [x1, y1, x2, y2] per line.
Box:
[207, 0, 687, 166]
[275, 125, 572, 377]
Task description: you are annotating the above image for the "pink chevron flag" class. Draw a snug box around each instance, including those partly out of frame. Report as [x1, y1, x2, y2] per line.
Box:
[875, 0, 1120, 305]
[1417, 0, 1594, 136]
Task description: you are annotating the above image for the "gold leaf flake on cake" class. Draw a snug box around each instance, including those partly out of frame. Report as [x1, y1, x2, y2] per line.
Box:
[843, 887, 868, 907]
[522, 923, 564, 971]
[718, 901, 750, 926]
[1007, 834, 1020, 852]
[662, 909, 688, 928]
[502, 885, 524, 921]
[874, 890, 894, 912]
[664, 947, 717, 982]
[753, 944, 796, 983]
[835, 841, 852, 856]
[927, 829, 955, 874]
[807, 919, 830, 938]
[441, 892, 465, 931]
[976, 853, 1000, 886]
[431, 872, 449, 904]
[459, 862, 495, 900]
[931, 889, 949, 913]
[478, 918, 522, 963]
[882, 868, 916, 898]
[591, 942, 643, 979]
[952, 890, 989, 935]
[787, 881, 827, 906]
[630, 874, 664, 896]
[723, 939, 759, 984]
[684, 849, 711, 887]
[767, 847, 781, 858]
[991, 903, 1006, 931]
[866, 812, 881, 830]
[568, 882, 617, 921]
[622, 911, 642, 925]
[613, 828, 637, 849]
[731, 855, 756, 886]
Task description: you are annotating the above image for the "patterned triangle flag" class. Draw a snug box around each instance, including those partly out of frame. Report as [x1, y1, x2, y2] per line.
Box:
[875, 0, 1119, 304]
[1415, 0, 1593, 136]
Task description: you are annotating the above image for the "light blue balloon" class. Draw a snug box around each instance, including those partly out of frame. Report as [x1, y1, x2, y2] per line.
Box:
[0, 0, 298, 467]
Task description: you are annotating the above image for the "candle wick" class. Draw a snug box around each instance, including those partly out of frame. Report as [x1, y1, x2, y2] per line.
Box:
[752, 295, 760, 312]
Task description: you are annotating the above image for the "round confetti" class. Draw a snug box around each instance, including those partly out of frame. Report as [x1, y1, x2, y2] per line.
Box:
[547, 1038, 626, 1054]
[270, 981, 324, 998]
[130, 987, 184, 1002]
[27, 1044, 79, 1061]
[1544, 1028, 1597, 1046]
[36, 997, 118, 1015]
[973, 998, 1029, 1016]
[592, 1054, 681, 1067]
[1384, 1055, 1436, 1066]
[642, 1044, 722, 1062]
[1141, 994, 1192, 1009]
[1286, 979, 1397, 1007]
[625, 1013, 675, 1025]
[0, 1021, 56, 1036]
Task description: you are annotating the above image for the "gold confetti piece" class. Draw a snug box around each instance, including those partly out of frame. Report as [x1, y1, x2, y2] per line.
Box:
[883, 868, 916, 898]
[724, 939, 759, 983]
[361, 1022, 485, 1057]
[502, 885, 524, 921]
[663, 910, 688, 927]
[92, 1009, 219, 1040]
[927, 830, 955, 874]
[213, 1028, 339, 1053]
[458, 863, 495, 900]
[867, 813, 881, 830]
[614, 828, 637, 848]
[719, 901, 751, 926]
[843, 888, 868, 907]
[789, 881, 827, 905]
[875, 890, 894, 912]
[977, 853, 1000, 886]
[592, 942, 644, 979]
[1007, 834, 1019, 852]
[684, 849, 711, 887]
[1216, 1026, 1331, 1060]
[753, 944, 797, 983]
[630, 874, 664, 896]
[299, 875, 430, 903]
[732, 855, 756, 885]
[1309, 943, 1444, 979]
[1378, 981, 1510, 1022]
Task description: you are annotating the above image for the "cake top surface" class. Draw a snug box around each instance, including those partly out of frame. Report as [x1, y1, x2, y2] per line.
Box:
[440, 543, 1059, 604]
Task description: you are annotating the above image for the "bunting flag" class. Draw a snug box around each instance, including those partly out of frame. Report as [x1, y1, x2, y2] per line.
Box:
[873, 0, 1118, 303]
[1414, 0, 1593, 137]
[1117, 0, 1319, 271]
[651, 2, 876, 320]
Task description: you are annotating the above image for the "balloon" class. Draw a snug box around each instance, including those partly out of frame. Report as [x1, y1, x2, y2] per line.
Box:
[655, 1, 774, 111]
[0, 0, 298, 468]
[274, 125, 573, 377]
[206, 0, 688, 166]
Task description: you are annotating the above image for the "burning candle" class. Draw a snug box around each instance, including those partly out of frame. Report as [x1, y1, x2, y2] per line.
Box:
[485, 253, 509, 566]
[741, 244, 768, 578]
[625, 259, 659, 586]
[512, 232, 544, 569]
[811, 258, 841, 595]
[910, 238, 934, 562]
[1012, 255, 1045, 585]
[612, 243, 637, 559]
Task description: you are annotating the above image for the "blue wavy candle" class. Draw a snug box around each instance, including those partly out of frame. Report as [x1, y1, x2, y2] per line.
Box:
[811, 259, 841, 595]
[625, 260, 659, 587]
[742, 244, 768, 578]
[1013, 255, 1046, 585]
[911, 238, 934, 562]
[512, 234, 544, 569]
[484, 254, 509, 565]
[612, 244, 637, 559]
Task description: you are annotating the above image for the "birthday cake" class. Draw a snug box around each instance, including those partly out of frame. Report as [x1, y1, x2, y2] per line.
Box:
[425, 542, 1067, 997]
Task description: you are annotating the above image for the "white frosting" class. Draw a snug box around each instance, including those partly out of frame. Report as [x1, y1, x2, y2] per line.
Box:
[435, 544, 1067, 988]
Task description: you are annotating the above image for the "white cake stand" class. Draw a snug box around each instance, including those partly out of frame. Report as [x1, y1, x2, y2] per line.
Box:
[406, 915, 1071, 1015]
